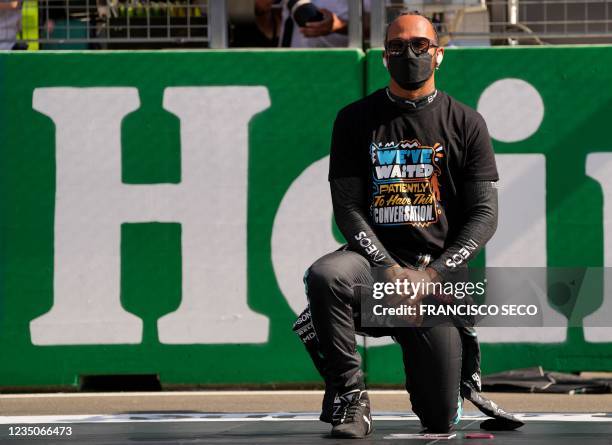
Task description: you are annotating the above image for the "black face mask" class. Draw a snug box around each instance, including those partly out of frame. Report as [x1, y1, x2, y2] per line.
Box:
[387, 49, 434, 91]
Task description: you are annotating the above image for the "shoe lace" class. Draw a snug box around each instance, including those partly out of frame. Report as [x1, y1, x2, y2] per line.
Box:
[340, 395, 364, 423]
[344, 400, 361, 422]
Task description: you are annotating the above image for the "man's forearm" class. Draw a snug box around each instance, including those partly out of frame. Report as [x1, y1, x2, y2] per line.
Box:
[331, 177, 397, 267]
[429, 181, 498, 280]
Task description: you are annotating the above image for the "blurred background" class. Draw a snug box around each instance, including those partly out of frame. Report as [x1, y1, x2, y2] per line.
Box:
[8, 0, 612, 50]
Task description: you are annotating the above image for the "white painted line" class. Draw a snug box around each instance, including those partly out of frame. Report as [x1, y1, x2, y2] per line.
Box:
[0, 412, 609, 424]
[460, 419, 480, 430]
[0, 390, 411, 399]
[384, 433, 456, 440]
[0, 391, 323, 399]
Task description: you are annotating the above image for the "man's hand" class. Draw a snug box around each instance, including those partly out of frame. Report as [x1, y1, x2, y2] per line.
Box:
[383, 265, 440, 302]
[299, 8, 346, 37]
[377, 266, 440, 326]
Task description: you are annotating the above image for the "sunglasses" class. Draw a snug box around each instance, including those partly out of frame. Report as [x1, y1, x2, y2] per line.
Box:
[385, 37, 439, 56]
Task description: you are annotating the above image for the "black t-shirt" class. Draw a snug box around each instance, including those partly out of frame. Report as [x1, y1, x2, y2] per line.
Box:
[328, 88, 499, 259]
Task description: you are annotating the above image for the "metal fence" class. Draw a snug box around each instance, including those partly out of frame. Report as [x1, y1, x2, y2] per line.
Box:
[15, 0, 229, 49]
[8, 0, 612, 49]
[503, 0, 612, 42]
[377, 0, 612, 46]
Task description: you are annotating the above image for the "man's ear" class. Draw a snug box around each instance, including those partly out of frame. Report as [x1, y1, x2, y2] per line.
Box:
[435, 48, 444, 68]
[382, 53, 388, 69]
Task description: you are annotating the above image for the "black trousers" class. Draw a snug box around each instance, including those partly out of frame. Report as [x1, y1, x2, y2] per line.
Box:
[305, 249, 463, 433]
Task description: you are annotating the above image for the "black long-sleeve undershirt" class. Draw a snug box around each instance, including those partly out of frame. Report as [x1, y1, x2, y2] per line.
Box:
[331, 177, 397, 268]
[429, 180, 498, 280]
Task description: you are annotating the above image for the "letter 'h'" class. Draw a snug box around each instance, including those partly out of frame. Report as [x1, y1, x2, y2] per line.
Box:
[31, 87, 270, 345]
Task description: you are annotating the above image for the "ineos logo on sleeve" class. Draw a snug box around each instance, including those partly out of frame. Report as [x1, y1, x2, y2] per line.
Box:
[354, 231, 387, 262]
[444, 239, 478, 268]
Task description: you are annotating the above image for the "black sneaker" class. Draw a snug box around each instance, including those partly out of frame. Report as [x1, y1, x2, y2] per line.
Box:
[461, 380, 524, 430]
[331, 389, 373, 438]
[319, 385, 336, 423]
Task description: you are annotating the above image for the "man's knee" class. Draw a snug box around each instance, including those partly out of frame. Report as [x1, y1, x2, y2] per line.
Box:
[305, 259, 335, 291]
[304, 251, 368, 304]
[419, 393, 461, 433]
[424, 412, 454, 433]
[304, 260, 335, 306]
[425, 421, 453, 434]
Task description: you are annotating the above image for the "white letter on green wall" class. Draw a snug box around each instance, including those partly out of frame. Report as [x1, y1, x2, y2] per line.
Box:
[585, 153, 612, 342]
[31, 87, 270, 345]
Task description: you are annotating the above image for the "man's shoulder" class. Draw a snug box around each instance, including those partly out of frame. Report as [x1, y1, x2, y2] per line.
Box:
[336, 88, 385, 120]
[442, 91, 485, 124]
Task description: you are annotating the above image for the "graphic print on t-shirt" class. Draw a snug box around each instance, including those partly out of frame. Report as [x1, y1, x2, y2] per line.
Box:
[370, 139, 444, 227]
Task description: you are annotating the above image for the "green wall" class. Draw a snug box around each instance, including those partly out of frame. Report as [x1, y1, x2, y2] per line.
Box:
[0, 47, 611, 390]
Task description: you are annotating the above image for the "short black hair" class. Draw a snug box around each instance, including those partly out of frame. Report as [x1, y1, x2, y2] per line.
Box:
[384, 10, 440, 47]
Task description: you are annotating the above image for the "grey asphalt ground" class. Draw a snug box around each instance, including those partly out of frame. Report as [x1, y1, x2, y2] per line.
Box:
[1, 387, 611, 445]
[1, 420, 611, 445]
